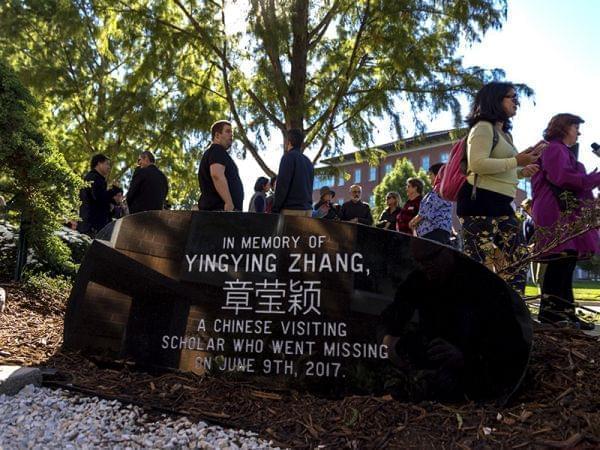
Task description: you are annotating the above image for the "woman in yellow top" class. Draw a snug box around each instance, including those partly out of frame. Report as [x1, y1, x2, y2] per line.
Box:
[457, 82, 545, 294]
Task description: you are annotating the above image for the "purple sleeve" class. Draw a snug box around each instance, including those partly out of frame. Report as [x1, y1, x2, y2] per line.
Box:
[543, 143, 600, 191]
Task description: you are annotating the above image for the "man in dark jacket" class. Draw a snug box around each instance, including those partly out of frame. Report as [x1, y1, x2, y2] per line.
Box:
[78, 154, 121, 237]
[126, 151, 169, 214]
[340, 184, 373, 225]
[272, 129, 314, 216]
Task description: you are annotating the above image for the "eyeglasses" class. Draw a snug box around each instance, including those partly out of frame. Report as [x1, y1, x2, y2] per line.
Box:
[351, 190, 361, 194]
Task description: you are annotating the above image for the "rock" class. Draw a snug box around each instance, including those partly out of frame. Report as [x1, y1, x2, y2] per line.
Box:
[0, 366, 42, 396]
[0, 386, 280, 449]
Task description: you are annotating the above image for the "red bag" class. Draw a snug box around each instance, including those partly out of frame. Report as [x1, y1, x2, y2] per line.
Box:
[437, 138, 469, 201]
[438, 128, 498, 201]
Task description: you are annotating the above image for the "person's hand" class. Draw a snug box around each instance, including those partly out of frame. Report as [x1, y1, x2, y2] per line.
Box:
[520, 164, 540, 178]
[530, 140, 548, 154]
[350, 217, 359, 223]
[223, 202, 234, 211]
[516, 140, 547, 166]
[409, 215, 421, 230]
[383, 221, 391, 230]
[516, 149, 540, 166]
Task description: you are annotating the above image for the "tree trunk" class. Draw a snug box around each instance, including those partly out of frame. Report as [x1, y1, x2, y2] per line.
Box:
[287, 0, 309, 137]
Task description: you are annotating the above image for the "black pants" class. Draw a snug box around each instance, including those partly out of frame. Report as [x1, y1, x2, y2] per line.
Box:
[422, 229, 451, 246]
[538, 252, 578, 323]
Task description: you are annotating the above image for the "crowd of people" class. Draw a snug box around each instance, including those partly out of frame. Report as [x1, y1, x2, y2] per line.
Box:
[75, 82, 598, 329]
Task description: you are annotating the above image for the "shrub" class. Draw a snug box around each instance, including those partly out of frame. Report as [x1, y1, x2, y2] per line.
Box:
[0, 221, 91, 280]
[0, 59, 83, 276]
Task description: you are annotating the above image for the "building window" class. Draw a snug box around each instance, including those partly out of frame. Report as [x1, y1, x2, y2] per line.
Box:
[421, 155, 430, 171]
[441, 152, 449, 163]
[338, 198, 344, 205]
[314, 175, 334, 189]
[354, 168, 361, 183]
[338, 174, 345, 186]
[369, 194, 375, 206]
[369, 167, 377, 182]
[385, 163, 393, 175]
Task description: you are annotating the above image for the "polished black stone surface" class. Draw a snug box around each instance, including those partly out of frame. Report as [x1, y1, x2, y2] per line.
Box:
[63, 211, 532, 402]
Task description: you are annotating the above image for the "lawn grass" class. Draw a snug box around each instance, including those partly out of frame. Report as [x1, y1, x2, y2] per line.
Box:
[525, 280, 600, 301]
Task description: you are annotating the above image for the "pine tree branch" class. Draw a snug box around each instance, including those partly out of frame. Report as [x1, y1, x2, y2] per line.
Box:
[310, 0, 371, 162]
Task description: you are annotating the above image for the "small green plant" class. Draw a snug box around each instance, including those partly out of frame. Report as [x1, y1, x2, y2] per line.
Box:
[22, 271, 72, 314]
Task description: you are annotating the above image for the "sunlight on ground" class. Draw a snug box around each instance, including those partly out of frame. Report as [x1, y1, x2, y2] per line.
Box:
[525, 282, 600, 302]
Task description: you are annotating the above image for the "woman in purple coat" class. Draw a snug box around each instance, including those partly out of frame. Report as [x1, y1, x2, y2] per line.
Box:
[532, 113, 600, 329]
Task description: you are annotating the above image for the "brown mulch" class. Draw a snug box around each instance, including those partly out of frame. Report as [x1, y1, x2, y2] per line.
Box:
[1, 282, 600, 449]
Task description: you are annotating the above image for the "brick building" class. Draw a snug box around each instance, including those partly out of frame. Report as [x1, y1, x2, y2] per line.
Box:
[313, 129, 531, 209]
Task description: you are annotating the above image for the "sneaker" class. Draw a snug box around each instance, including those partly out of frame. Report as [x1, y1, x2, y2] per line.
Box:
[553, 318, 596, 331]
[574, 318, 596, 331]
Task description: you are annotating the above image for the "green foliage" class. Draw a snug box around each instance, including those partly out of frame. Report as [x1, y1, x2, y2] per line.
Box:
[372, 158, 431, 218]
[22, 271, 73, 313]
[0, 219, 91, 281]
[149, 0, 512, 173]
[22, 271, 73, 303]
[0, 0, 515, 183]
[0, 59, 82, 274]
[0, 0, 221, 207]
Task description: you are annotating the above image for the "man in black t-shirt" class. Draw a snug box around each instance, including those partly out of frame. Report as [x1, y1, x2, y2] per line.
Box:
[198, 120, 244, 211]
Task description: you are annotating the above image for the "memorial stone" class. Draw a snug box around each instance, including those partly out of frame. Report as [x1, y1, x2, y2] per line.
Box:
[64, 211, 532, 401]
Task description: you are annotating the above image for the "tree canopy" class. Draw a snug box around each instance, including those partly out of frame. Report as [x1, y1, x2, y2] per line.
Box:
[1, 0, 510, 189]
[155, 0, 509, 175]
[0, 0, 223, 206]
[372, 158, 430, 219]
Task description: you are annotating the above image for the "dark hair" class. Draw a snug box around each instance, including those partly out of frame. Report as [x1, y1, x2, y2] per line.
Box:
[140, 151, 155, 163]
[91, 154, 109, 170]
[254, 176, 269, 192]
[543, 113, 584, 141]
[428, 163, 444, 176]
[466, 81, 517, 133]
[287, 129, 304, 148]
[407, 177, 424, 195]
[112, 186, 124, 195]
[211, 120, 232, 139]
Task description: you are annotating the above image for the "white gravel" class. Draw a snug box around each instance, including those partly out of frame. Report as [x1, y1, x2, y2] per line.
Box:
[0, 385, 281, 449]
